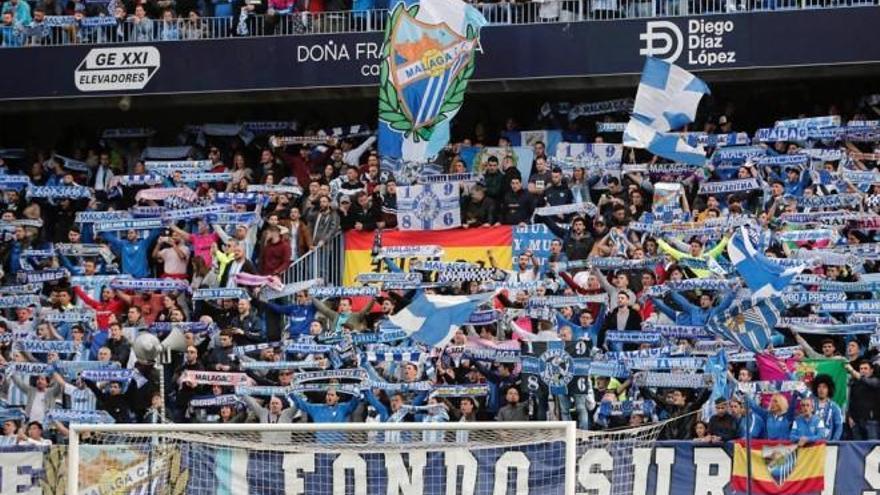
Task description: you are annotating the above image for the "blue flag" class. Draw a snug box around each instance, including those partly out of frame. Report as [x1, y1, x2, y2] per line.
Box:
[727, 226, 804, 300]
[389, 292, 493, 347]
[707, 297, 787, 353]
[624, 57, 711, 165]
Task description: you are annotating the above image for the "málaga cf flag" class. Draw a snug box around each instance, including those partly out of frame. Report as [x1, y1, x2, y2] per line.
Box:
[378, 0, 487, 165]
[732, 440, 825, 494]
[624, 57, 711, 165]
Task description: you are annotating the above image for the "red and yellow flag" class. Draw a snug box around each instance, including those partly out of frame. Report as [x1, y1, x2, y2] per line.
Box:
[731, 439, 825, 494]
[343, 227, 512, 286]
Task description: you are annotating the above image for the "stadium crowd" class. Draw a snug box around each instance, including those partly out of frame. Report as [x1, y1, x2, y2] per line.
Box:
[0, 95, 879, 448]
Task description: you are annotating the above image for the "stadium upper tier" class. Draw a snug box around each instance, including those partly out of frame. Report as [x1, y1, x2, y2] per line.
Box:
[0, 0, 877, 48]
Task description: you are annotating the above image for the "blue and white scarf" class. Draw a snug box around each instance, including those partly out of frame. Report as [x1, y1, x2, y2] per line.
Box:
[240, 360, 317, 371]
[285, 342, 334, 354]
[209, 192, 263, 207]
[100, 127, 156, 140]
[75, 210, 131, 224]
[640, 324, 712, 339]
[365, 346, 423, 363]
[603, 345, 685, 360]
[178, 172, 233, 183]
[208, 212, 261, 225]
[234, 385, 293, 397]
[291, 370, 366, 384]
[53, 154, 90, 173]
[351, 329, 409, 345]
[457, 347, 520, 363]
[527, 295, 607, 307]
[81, 369, 134, 382]
[46, 408, 115, 424]
[21, 248, 54, 258]
[599, 400, 656, 417]
[430, 384, 490, 397]
[633, 371, 709, 389]
[27, 185, 92, 199]
[817, 301, 880, 313]
[17, 340, 81, 354]
[777, 229, 837, 242]
[17, 270, 67, 284]
[782, 291, 847, 305]
[43, 310, 95, 323]
[410, 260, 480, 271]
[626, 357, 706, 370]
[0, 295, 39, 308]
[149, 322, 216, 334]
[189, 394, 241, 408]
[0, 175, 31, 189]
[162, 204, 230, 221]
[418, 173, 480, 184]
[698, 178, 761, 195]
[795, 194, 861, 208]
[534, 202, 598, 218]
[0, 283, 40, 295]
[55, 243, 115, 263]
[355, 272, 422, 284]
[596, 122, 628, 133]
[145, 160, 212, 174]
[116, 174, 165, 186]
[288, 384, 363, 396]
[242, 121, 297, 133]
[605, 332, 662, 343]
[94, 218, 163, 232]
[563, 98, 633, 119]
[246, 184, 303, 196]
[259, 279, 323, 301]
[378, 246, 443, 259]
[110, 278, 190, 293]
[366, 380, 433, 392]
[192, 288, 250, 300]
[7, 362, 50, 376]
[582, 361, 630, 378]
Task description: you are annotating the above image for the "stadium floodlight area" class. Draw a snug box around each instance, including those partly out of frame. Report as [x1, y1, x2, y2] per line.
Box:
[67, 420, 669, 494]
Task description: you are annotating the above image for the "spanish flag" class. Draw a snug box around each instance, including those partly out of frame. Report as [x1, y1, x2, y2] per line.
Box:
[343, 227, 512, 286]
[731, 439, 825, 494]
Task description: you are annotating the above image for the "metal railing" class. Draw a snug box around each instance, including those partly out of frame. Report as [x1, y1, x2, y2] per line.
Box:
[280, 231, 345, 288]
[1, 0, 877, 48]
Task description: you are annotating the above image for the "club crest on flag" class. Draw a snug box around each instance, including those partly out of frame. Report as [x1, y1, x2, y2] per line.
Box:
[381, 4, 477, 140]
[762, 443, 798, 487]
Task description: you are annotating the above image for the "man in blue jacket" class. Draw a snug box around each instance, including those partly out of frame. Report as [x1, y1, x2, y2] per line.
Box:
[790, 398, 826, 446]
[100, 228, 161, 278]
[811, 374, 842, 440]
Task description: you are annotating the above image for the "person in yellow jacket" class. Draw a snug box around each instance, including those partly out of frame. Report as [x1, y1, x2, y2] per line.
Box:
[656, 235, 730, 278]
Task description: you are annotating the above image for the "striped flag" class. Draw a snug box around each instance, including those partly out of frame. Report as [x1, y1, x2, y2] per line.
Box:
[707, 297, 787, 353]
[732, 440, 825, 494]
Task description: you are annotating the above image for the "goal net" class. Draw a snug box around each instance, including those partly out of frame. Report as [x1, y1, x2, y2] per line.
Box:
[67, 421, 578, 495]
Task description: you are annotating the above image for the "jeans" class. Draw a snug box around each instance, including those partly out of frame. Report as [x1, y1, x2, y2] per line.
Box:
[853, 419, 880, 440]
[559, 394, 591, 430]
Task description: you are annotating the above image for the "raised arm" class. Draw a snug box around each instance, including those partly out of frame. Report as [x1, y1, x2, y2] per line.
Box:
[704, 236, 731, 260]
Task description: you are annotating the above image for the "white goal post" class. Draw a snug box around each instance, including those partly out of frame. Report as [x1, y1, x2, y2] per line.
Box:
[67, 421, 578, 495]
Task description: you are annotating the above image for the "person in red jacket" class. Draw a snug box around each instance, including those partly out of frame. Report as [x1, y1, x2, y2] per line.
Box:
[258, 225, 291, 276]
[73, 286, 129, 330]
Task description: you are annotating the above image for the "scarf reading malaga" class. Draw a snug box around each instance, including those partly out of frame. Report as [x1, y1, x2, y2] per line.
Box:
[26, 185, 92, 199]
[17, 340, 81, 354]
[0, 294, 40, 308]
[378, 245, 444, 259]
[46, 408, 115, 424]
[81, 369, 134, 382]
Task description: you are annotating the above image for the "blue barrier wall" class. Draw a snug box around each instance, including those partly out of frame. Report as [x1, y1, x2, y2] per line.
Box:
[0, 7, 879, 101]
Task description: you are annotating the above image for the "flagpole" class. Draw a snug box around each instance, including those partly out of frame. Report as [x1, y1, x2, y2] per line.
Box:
[745, 400, 753, 495]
